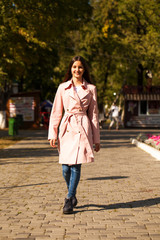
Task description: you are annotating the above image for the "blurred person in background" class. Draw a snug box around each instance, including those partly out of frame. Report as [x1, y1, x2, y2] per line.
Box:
[108, 103, 119, 130]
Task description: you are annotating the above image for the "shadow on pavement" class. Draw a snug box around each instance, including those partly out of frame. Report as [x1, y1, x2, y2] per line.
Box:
[74, 197, 160, 213]
[86, 176, 129, 180]
[0, 181, 60, 189]
[0, 159, 57, 165]
[100, 141, 135, 148]
[100, 129, 160, 139]
[0, 148, 58, 161]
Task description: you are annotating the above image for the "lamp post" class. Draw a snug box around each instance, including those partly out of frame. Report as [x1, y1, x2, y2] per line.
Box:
[12, 80, 19, 94]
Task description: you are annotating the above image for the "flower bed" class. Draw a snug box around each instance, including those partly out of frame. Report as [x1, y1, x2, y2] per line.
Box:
[136, 133, 160, 151]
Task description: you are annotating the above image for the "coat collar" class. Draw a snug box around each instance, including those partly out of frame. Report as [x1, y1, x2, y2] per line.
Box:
[64, 78, 87, 90]
[64, 79, 89, 100]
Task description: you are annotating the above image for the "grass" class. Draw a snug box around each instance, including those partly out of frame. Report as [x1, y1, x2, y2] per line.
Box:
[0, 136, 24, 149]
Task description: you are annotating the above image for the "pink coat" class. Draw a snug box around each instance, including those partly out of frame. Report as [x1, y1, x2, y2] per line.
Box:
[48, 79, 100, 164]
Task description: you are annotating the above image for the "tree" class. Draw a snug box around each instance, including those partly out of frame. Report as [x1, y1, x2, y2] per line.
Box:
[0, 0, 92, 109]
[75, 0, 160, 107]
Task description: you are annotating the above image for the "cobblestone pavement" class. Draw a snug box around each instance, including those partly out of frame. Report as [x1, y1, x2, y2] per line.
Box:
[0, 129, 160, 240]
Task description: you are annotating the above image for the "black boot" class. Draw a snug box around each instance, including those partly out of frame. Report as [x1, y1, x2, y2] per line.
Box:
[71, 196, 77, 207]
[63, 198, 73, 214]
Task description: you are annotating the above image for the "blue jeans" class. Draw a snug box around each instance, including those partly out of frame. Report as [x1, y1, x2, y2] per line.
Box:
[62, 164, 81, 199]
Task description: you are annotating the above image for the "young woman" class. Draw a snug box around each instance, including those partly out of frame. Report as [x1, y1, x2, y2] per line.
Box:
[48, 56, 100, 214]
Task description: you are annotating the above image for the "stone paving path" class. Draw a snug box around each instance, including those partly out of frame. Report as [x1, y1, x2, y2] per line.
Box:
[0, 129, 160, 240]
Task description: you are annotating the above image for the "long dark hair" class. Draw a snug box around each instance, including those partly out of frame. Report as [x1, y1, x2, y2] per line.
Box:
[63, 56, 92, 83]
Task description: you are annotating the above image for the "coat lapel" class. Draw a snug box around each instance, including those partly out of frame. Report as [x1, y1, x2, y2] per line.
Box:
[64, 80, 76, 101]
[65, 80, 80, 103]
[77, 87, 90, 100]
[65, 79, 90, 102]
[77, 79, 90, 100]
[69, 85, 80, 103]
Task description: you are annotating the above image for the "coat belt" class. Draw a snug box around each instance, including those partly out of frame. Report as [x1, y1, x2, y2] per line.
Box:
[59, 111, 94, 158]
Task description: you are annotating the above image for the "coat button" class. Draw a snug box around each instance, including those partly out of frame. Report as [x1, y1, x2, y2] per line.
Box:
[67, 109, 69, 111]
[79, 109, 82, 112]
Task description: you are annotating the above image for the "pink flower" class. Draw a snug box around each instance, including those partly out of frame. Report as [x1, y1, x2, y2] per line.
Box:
[149, 135, 160, 141]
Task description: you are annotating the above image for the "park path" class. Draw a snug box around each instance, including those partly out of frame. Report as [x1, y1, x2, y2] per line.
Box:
[0, 128, 160, 240]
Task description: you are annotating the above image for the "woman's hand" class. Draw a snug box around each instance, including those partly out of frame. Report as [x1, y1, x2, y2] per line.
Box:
[50, 139, 57, 148]
[94, 143, 100, 152]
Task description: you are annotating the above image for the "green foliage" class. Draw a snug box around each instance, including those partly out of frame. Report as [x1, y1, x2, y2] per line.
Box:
[76, 0, 160, 107]
[0, 0, 92, 103]
[0, 0, 160, 109]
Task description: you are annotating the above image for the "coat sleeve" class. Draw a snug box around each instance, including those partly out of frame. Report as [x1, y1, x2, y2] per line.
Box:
[88, 86, 100, 144]
[48, 84, 63, 140]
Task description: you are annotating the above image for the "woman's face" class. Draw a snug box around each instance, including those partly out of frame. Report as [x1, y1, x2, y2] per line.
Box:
[71, 61, 84, 80]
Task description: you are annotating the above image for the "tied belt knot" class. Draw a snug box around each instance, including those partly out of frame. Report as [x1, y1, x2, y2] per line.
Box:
[61, 110, 87, 135]
[60, 110, 87, 137]
[59, 109, 94, 158]
[65, 109, 87, 116]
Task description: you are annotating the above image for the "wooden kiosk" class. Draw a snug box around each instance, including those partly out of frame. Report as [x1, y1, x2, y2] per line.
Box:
[123, 86, 160, 128]
[6, 91, 40, 129]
